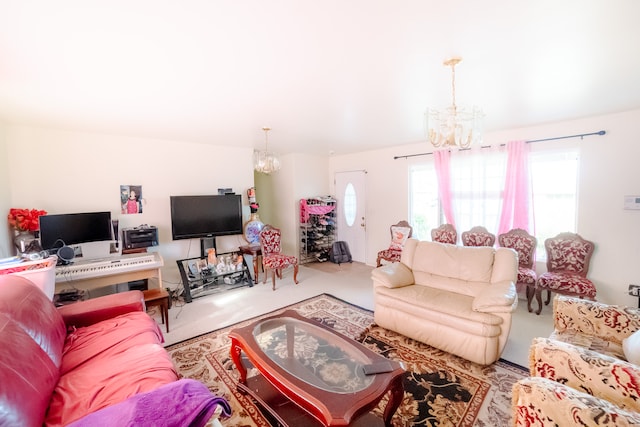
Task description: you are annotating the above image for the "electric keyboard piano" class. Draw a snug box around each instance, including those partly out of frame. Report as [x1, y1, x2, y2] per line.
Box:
[55, 252, 164, 294]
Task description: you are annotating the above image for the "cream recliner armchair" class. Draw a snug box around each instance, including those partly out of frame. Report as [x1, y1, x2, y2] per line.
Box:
[512, 296, 640, 426]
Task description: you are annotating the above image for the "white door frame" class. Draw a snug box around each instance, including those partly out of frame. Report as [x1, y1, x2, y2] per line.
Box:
[335, 170, 367, 263]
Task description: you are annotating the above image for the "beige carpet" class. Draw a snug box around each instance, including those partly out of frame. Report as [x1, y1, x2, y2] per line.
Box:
[166, 294, 526, 426]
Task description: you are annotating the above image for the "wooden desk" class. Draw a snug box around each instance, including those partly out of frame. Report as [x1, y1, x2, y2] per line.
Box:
[54, 252, 164, 294]
[239, 244, 262, 284]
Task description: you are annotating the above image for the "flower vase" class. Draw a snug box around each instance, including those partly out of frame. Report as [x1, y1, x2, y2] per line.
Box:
[14, 230, 36, 254]
[243, 213, 264, 244]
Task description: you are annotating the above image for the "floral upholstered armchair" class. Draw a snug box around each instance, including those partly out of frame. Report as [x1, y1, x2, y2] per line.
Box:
[376, 220, 412, 267]
[512, 295, 640, 426]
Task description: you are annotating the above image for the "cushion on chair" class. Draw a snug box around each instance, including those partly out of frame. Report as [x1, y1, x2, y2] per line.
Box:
[263, 254, 298, 270]
[377, 248, 401, 264]
[498, 231, 536, 268]
[530, 337, 640, 413]
[513, 376, 640, 426]
[462, 230, 495, 247]
[551, 296, 640, 359]
[432, 227, 457, 244]
[537, 272, 596, 298]
[389, 226, 412, 250]
[546, 238, 593, 274]
[551, 329, 626, 360]
[260, 233, 280, 255]
[517, 267, 536, 285]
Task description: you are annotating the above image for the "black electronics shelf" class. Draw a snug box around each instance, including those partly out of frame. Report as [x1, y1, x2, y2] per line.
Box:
[177, 251, 252, 303]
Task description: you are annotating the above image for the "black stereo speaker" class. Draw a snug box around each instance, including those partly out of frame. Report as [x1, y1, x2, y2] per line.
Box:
[57, 245, 75, 264]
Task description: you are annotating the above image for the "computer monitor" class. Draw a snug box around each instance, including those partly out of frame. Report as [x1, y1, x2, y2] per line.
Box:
[39, 211, 115, 259]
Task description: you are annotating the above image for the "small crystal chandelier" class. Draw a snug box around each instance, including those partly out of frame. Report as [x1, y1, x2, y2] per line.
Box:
[253, 127, 281, 174]
[426, 57, 483, 149]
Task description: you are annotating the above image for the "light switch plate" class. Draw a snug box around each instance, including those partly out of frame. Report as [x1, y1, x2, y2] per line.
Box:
[624, 195, 640, 210]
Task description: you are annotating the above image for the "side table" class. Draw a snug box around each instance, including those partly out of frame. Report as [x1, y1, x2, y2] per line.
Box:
[239, 244, 262, 284]
[143, 288, 170, 333]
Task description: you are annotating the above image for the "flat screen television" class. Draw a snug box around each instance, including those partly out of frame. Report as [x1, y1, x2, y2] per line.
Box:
[170, 194, 243, 240]
[39, 211, 113, 250]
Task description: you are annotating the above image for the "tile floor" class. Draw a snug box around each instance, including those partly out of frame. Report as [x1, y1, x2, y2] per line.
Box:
[156, 260, 554, 368]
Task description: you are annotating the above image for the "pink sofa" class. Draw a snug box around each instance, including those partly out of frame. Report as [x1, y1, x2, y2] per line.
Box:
[0, 275, 226, 426]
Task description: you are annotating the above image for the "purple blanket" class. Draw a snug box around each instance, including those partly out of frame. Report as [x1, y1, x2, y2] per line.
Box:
[68, 379, 231, 427]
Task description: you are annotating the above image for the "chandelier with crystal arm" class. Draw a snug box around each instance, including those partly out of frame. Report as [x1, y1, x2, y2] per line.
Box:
[426, 57, 483, 149]
[253, 126, 281, 174]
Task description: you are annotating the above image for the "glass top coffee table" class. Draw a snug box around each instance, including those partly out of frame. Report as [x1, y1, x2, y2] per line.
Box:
[229, 310, 405, 427]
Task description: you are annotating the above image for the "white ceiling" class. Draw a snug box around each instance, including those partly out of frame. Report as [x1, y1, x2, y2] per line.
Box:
[1, 1, 639, 156]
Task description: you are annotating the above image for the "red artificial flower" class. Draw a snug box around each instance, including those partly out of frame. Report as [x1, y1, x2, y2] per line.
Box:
[7, 208, 48, 232]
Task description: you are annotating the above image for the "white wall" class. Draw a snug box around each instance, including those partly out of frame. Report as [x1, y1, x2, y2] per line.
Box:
[255, 152, 330, 256]
[0, 122, 12, 258]
[3, 109, 640, 306]
[329, 109, 640, 306]
[3, 125, 255, 285]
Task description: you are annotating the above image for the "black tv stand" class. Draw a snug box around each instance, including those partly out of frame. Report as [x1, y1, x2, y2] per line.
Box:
[200, 237, 216, 259]
[176, 250, 252, 303]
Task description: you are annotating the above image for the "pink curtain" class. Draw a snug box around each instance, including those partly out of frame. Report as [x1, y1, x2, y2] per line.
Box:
[498, 140, 531, 235]
[434, 150, 456, 227]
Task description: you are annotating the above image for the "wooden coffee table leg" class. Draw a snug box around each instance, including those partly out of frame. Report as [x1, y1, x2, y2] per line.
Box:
[382, 375, 404, 427]
[229, 338, 247, 384]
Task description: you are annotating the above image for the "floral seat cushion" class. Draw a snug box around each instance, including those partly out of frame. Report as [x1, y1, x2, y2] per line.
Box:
[263, 253, 299, 270]
[517, 267, 536, 286]
[550, 295, 640, 360]
[377, 248, 401, 264]
[550, 329, 625, 360]
[513, 376, 640, 426]
[529, 337, 640, 412]
[536, 272, 596, 299]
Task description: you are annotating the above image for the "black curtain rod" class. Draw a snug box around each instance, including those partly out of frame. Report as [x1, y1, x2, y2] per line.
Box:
[393, 130, 607, 160]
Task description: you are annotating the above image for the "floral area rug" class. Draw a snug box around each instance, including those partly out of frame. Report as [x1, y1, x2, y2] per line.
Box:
[166, 294, 526, 426]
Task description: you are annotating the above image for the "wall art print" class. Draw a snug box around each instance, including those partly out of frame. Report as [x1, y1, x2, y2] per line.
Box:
[121, 185, 143, 214]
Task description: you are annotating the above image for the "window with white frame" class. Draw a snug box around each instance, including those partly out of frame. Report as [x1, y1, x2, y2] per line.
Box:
[529, 146, 579, 258]
[408, 145, 579, 259]
[449, 148, 507, 236]
[409, 163, 439, 240]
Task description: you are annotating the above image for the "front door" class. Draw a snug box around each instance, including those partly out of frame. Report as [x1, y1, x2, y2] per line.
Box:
[335, 171, 367, 263]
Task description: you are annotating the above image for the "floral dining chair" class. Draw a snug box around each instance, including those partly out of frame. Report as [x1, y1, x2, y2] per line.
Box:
[259, 224, 299, 291]
[461, 226, 496, 247]
[498, 228, 538, 310]
[532, 232, 596, 315]
[431, 224, 457, 245]
[376, 220, 413, 267]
